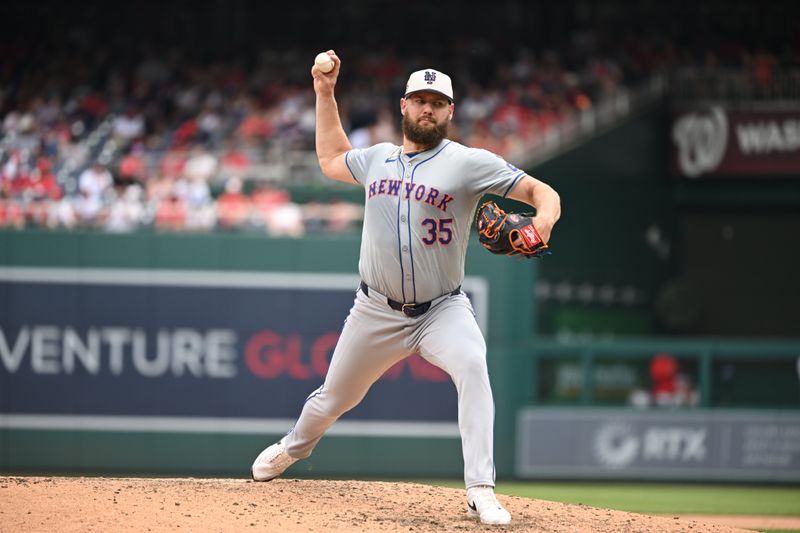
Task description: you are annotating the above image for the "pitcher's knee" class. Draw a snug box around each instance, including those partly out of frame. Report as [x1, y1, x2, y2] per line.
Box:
[442, 350, 488, 384]
[461, 347, 489, 371]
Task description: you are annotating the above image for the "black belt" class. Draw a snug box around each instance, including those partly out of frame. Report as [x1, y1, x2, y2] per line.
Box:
[360, 281, 460, 318]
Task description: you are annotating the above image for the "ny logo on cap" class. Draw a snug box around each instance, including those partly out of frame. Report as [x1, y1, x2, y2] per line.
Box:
[424, 71, 436, 84]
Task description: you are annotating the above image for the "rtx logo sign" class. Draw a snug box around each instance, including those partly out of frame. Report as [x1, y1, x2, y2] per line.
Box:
[642, 427, 707, 461]
[593, 423, 707, 469]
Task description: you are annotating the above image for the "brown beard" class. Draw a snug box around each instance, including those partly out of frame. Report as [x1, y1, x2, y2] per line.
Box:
[402, 113, 449, 149]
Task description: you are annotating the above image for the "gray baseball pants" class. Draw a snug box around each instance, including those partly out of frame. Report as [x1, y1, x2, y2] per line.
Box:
[283, 284, 496, 488]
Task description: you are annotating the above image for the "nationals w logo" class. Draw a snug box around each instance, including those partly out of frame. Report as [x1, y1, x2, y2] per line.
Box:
[672, 106, 728, 177]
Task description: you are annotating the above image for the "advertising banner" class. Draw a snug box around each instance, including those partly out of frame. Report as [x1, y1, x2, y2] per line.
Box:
[0, 268, 487, 436]
[517, 407, 800, 482]
[671, 106, 800, 178]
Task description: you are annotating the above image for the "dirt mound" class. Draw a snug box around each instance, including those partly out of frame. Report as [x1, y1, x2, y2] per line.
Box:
[1, 476, 751, 532]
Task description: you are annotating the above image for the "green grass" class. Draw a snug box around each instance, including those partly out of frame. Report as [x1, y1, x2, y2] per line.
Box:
[420, 480, 800, 516]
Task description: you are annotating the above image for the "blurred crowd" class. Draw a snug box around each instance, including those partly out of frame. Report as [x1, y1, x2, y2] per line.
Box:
[0, 43, 619, 233]
[1, 1, 797, 233]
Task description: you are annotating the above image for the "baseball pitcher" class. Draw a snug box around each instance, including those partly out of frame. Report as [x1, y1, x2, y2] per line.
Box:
[251, 50, 561, 526]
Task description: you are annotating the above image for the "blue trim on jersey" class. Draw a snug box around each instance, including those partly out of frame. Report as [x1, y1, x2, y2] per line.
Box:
[344, 151, 359, 183]
[406, 141, 452, 302]
[396, 158, 408, 302]
[502, 170, 526, 197]
[425, 141, 452, 160]
[407, 169, 416, 302]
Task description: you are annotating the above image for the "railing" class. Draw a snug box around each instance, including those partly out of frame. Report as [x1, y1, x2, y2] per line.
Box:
[513, 74, 666, 168]
[530, 336, 800, 409]
[0, 197, 364, 233]
[669, 67, 800, 105]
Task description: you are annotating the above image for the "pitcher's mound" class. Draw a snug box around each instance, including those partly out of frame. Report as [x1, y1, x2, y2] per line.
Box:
[1, 476, 750, 532]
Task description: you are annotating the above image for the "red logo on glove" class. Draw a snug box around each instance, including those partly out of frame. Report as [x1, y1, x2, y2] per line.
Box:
[519, 224, 542, 247]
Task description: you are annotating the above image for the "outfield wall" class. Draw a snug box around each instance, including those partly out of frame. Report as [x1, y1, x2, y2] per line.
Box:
[0, 229, 534, 479]
[3, 230, 798, 482]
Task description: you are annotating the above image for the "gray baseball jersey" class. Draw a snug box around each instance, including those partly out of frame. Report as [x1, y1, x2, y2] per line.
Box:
[279, 138, 525, 490]
[345, 139, 525, 303]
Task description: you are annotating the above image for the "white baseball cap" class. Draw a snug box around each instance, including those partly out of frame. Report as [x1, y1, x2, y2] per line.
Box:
[404, 69, 454, 102]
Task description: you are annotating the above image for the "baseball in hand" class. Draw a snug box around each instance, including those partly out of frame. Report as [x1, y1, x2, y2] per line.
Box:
[314, 52, 335, 73]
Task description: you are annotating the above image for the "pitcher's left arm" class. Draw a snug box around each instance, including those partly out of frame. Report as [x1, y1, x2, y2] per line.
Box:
[506, 174, 561, 244]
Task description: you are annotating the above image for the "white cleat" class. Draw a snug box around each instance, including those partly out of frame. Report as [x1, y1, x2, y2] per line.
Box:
[466, 485, 512, 525]
[251, 438, 298, 481]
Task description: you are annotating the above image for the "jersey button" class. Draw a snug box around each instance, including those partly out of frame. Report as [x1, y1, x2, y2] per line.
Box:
[405, 274, 411, 280]
[400, 215, 407, 222]
[402, 245, 408, 252]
